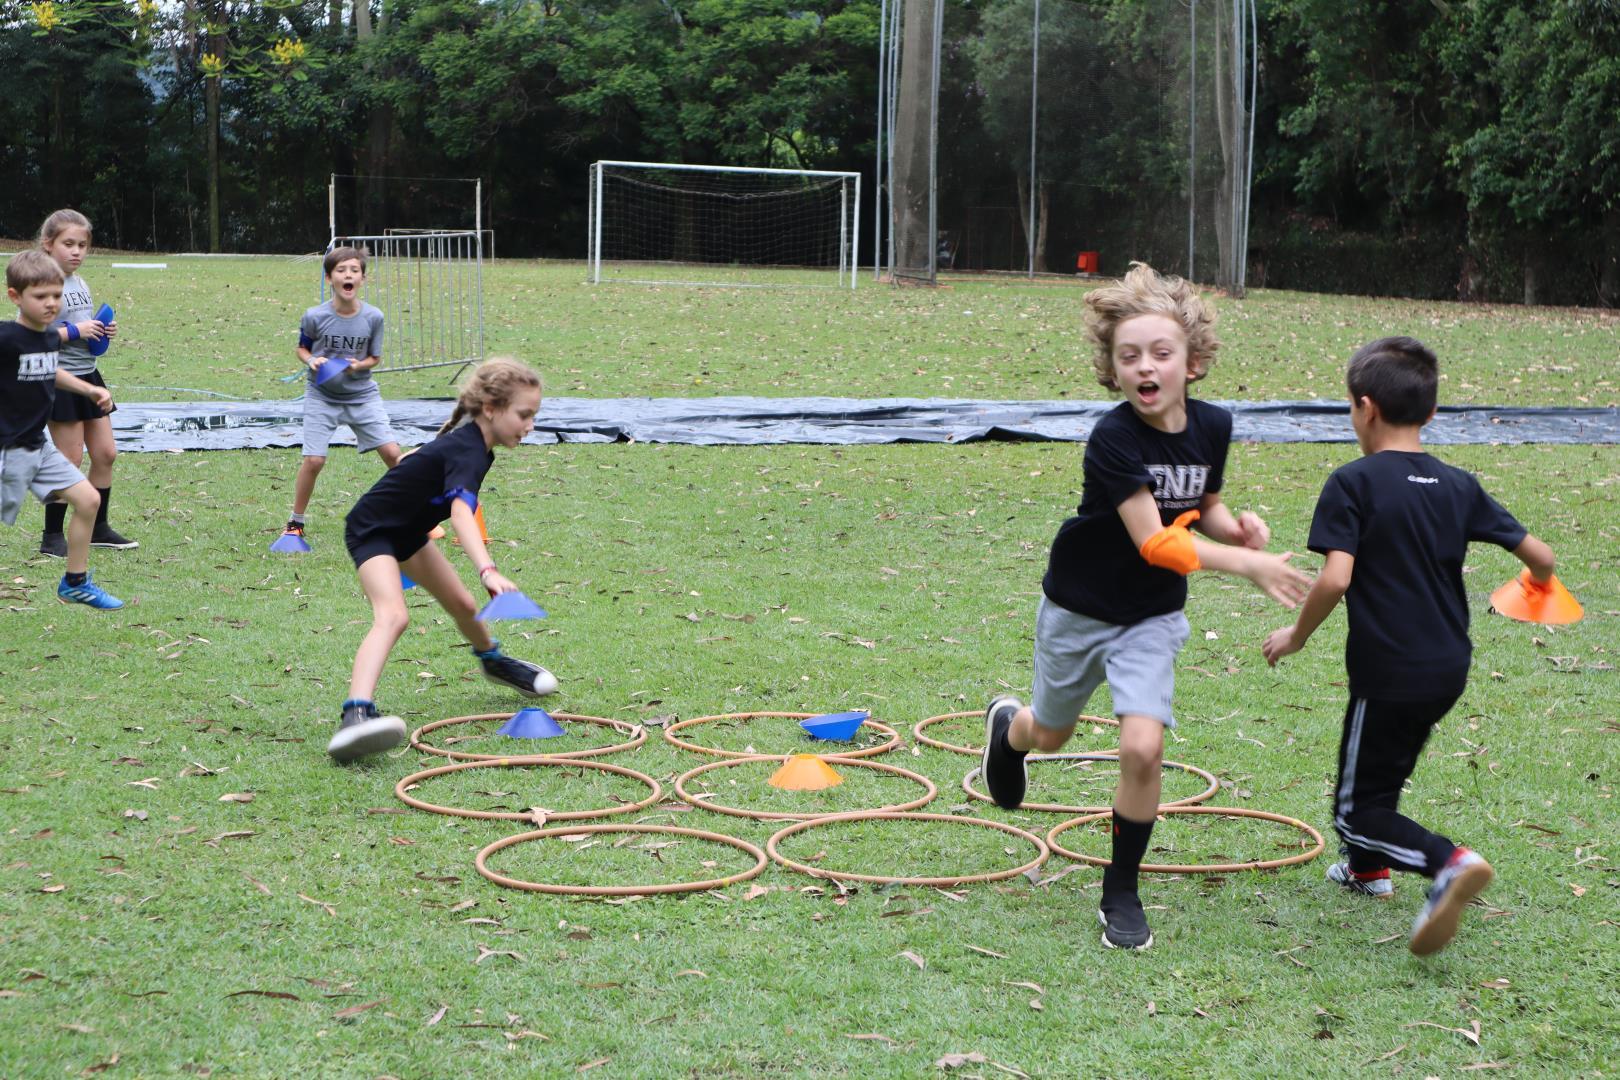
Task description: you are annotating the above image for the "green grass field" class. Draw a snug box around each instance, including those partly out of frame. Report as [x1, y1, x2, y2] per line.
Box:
[1, 257, 1616, 1077]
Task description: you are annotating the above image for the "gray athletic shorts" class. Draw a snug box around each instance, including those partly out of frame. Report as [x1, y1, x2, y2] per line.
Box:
[1030, 596, 1191, 730]
[0, 442, 87, 526]
[301, 390, 396, 457]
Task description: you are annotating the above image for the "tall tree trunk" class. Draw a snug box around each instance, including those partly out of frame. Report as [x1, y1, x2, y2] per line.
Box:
[356, 0, 392, 235]
[1522, 241, 1540, 306]
[205, 14, 226, 252]
[1211, 2, 1232, 289]
[891, 0, 938, 282]
[1016, 173, 1050, 273]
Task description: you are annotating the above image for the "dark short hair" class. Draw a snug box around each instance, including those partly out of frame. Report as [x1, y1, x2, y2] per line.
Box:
[6, 249, 66, 292]
[1347, 336, 1438, 425]
[323, 245, 368, 276]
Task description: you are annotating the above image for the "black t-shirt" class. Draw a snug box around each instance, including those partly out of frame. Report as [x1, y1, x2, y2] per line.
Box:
[1043, 399, 1231, 624]
[1308, 450, 1526, 701]
[346, 421, 494, 539]
[0, 322, 60, 449]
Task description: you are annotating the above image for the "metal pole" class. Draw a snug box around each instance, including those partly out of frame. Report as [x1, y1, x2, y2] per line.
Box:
[851, 173, 861, 290]
[927, 0, 943, 281]
[1028, 0, 1040, 278]
[1241, 0, 1257, 294]
[887, 0, 901, 278]
[1188, 0, 1196, 280]
[839, 179, 848, 286]
[592, 163, 605, 283]
[328, 173, 336, 249]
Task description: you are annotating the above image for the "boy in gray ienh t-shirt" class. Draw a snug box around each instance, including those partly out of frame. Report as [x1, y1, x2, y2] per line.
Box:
[278, 246, 402, 546]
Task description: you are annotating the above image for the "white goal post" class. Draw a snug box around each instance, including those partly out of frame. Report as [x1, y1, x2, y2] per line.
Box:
[588, 161, 860, 289]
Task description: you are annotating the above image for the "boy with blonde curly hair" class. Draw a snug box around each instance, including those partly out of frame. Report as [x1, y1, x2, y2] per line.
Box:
[981, 263, 1309, 949]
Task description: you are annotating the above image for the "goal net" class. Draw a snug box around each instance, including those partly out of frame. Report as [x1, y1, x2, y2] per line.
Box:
[588, 161, 860, 288]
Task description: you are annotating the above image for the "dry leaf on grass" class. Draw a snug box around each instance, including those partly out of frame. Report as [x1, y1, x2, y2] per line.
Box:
[843, 1033, 896, 1044]
[218, 793, 254, 803]
[677, 970, 706, 978]
[226, 990, 300, 1002]
[202, 830, 255, 847]
[332, 1000, 383, 1020]
[297, 893, 336, 917]
[505, 1030, 550, 1043]
[1404, 1019, 1482, 1046]
[897, 950, 926, 971]
[936, 1052, 987, 1070]
[425, 1005, 448, 1027]
[744, 883, 770, 900]
[82, 1053, 120, 1074]
[476, 945, 524, 964]
[578, 1058, 611, 1073]
[964, 945, 1007, 958]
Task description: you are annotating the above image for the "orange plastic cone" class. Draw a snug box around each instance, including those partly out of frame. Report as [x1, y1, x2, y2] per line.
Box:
[1490, 570, 1583, 625]
[450, 505, 491, 545]
[768, 754, 844, 791]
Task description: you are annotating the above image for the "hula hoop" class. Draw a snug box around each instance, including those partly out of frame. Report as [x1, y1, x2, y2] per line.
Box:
[960, 753, 1219, 814]
[912, 711, 1118, 756]
[395, 757, 662, 824]
[766, 811, 1048, 887]
[475, 823, 768, 896]
[411, 712, 646, 762]
[674, 756, 938, 822]
[1045, 806, 1325, 873]
[663, 712, 902, 760]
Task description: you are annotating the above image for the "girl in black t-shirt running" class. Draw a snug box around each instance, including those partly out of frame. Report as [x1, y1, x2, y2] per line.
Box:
[328, 358, 559, 762]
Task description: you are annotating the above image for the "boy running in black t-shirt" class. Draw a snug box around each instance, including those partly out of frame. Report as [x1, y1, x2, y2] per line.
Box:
[0, 251, 123, 609]
[328, 358, 558, 762]
[1262, 336, 1559, 956]
[981, 263, 1310, 950]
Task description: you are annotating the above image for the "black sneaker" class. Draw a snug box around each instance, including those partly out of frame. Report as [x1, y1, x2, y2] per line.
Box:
[1098, 892, 1154, 950]
[481, 653, 559, 697]
[39, 531, 67, 558]
[980, 693, 1027, 809]
[90, 525, 139, 549]
[326, 702, 406, 762]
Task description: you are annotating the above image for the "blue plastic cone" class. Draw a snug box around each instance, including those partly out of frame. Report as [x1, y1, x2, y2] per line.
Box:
[87, 303, 114, 357]
[269, 531, 311, 553]
[476, 591, 548, 621]
[800, 710, 869, 741]
[314, 357, 349, 386]
[401, 572, 416, 590]
[498, 707, 565, 739]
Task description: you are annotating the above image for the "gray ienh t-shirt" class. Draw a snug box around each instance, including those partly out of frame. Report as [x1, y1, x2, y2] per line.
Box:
[56, 272, 96, 376]
[301, 300, 385, 401]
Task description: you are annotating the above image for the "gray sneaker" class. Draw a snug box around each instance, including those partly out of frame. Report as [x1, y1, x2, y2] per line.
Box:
[327, 702, 405, 762]
[1326, 860, 1394, 898]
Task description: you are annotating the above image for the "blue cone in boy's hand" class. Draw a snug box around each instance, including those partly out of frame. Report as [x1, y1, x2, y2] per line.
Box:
[498, 707, 565, 738]
[269, 531, 311, 553]
[87, 304, 114, 357]
[476, 591, 547, 621]
[800, 710, 869, 741]
[314, 357, 348, 386]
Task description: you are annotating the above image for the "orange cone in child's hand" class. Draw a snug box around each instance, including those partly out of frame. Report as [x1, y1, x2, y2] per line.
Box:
[768, 754, 844, 791]
[1490, 569, 1583, 625]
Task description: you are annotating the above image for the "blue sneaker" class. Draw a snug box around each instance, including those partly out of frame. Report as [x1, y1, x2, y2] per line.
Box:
[58, 572, 124, 610]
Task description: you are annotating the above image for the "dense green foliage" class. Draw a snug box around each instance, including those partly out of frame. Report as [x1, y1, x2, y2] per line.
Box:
[1, 0, 1616, 304]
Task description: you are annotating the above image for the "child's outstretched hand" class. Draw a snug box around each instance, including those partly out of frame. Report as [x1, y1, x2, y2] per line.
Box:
[1249, 551, 1310, 608]
[76, 319, 108, 342]
[1261, 625, 1301, 665]
[306, 354, 327, 371]
[481, 569, 520, 597]
[101, 319, 117, 340]
[1236, 511, 1270, 550]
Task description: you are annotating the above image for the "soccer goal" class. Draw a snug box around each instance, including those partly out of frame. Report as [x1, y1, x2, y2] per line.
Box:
[325, 174, 486, 378]
[588, 161, 860, 289]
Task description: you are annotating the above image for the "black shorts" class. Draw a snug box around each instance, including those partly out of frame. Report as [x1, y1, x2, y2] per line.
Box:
[345, 524, 430, 569]
[50, 369, 116, 423]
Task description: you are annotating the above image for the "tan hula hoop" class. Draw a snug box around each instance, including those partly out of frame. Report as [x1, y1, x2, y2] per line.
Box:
[411, 712, 647, 762]
[674, 756, 938, 822]
[913, 711, 1118, 756]
[767, 811, 1048, 887]
[663, 712, 902, 760]
[475, 823, 768, 896]
[395, 757, 663, 824]
[961, 753, 1219, 814]
[1046, 806, 1325, 873]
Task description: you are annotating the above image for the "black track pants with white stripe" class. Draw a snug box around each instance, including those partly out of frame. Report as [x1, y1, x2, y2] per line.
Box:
[1333, 695, 1461, 878]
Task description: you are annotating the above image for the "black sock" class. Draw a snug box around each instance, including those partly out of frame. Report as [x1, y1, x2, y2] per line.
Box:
[995, 725, 1028, 759]
[1102, 811, 1155, 902]
[44, 501, 67, 535]
[95, 486, 111, 529]
[66, 571, 88, 587]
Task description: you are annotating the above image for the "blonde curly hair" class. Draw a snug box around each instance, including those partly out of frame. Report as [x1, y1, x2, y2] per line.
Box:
[1082, 262, 1219, 391]
[437, 357, 543, 436]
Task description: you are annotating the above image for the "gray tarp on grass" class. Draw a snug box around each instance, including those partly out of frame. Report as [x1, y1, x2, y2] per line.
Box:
[112, 396, 1620, 451]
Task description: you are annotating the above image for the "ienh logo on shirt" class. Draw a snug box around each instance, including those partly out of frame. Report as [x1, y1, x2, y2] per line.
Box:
[1147, 463, 1209, 509]
[17, 350, 57, 381]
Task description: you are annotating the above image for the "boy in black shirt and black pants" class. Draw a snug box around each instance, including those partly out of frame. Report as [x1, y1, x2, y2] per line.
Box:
[1263, 336, 1560, 956]
[981, 264, 1311, 950]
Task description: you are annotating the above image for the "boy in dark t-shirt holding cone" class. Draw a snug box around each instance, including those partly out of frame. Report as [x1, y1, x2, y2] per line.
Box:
[980, 263, 1311, 950]
[1263, 336, 1567, 956]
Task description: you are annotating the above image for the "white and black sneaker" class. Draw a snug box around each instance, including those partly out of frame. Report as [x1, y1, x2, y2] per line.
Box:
[1099, 893, 1154, 950]
[1409, 848, 1493, 956]
[980, 694, 1027, 809]
[327, 702, 406, 762]
[1326, 860, 1394, 899]
[481, 652, 559, 697]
